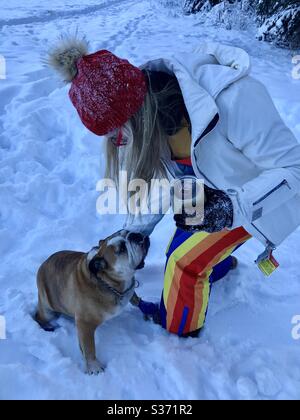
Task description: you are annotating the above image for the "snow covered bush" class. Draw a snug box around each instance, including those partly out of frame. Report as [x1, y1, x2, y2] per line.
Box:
[183, 0, 256, 30]
[183, 0, 249, 15]
[256, 0, 300, 49]
[205, 0, 256, 30]
[150, 0, 184, 16]
[181, 0, 300, 49]
[183, 0, 210, 14]
[183, 0, 226, 15]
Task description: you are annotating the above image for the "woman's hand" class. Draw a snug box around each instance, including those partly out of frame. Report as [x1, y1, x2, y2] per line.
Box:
[174, 186, 234, 233]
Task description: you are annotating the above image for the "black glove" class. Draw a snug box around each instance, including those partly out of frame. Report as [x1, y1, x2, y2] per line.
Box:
[174, 185, 234, 234]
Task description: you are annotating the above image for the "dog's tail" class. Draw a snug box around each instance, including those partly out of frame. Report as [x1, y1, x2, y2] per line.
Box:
[46, 33, 89, 83]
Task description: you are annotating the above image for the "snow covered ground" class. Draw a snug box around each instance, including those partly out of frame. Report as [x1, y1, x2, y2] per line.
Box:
[0, 0, 300, 400]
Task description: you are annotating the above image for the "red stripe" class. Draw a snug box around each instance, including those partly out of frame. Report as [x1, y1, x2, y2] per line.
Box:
[169, 228, 249, 334]
[174, 157, 193, 166]
[184, 228, 248, 278]
[169, 267, 197, 334]
[270, 254, 279, 268]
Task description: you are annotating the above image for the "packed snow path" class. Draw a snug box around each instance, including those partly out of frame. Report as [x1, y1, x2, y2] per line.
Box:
[0, 0, 300, 400]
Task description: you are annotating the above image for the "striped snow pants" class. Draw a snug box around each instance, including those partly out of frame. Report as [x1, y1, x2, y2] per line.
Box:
[160, 227, 251, 336]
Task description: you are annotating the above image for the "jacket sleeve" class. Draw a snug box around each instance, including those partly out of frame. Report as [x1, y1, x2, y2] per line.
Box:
[123, 212, 165, 236]
[226, 77, 300, 228]
[122, 182, 171, 235]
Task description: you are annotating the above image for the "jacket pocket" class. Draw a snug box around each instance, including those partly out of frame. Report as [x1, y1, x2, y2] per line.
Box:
[252, 180, 291, 221]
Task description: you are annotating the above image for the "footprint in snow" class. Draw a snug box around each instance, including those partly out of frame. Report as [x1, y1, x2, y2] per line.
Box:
[236, 376, 258, 399]
[254, 367, 282, 398]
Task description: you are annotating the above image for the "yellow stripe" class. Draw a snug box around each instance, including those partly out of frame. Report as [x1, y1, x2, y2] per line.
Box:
[197, 270, 212, 329]
[163, 231, 209, 303]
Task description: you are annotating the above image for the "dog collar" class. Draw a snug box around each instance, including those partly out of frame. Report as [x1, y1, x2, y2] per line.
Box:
[96, 276, 138, 304]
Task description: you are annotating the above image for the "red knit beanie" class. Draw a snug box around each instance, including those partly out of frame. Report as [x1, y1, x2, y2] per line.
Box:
[68, 50, 147, 136]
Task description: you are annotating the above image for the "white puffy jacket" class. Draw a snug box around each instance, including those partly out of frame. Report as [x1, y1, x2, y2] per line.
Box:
[124, 42, 300, 258]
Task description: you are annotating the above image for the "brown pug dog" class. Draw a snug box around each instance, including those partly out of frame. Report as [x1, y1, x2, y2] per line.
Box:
[35, 230, 150, 375]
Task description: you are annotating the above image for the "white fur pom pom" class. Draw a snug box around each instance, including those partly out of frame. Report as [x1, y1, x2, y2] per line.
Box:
[47, 34, 89, 83]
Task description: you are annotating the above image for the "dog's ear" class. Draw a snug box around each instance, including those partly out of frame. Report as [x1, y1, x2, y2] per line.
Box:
[136, 260, 145, 270]
[89, 257, 107, 276]
[98, 240, 105, 248]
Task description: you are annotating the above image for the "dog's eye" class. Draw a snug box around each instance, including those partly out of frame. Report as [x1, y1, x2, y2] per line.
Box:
[116, 242, 127, 255]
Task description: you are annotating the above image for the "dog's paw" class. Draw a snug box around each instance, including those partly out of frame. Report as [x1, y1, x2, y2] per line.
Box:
[130, 292, 141, 307]
[85, 359, 105, 376]
[37, 320, 59, 332]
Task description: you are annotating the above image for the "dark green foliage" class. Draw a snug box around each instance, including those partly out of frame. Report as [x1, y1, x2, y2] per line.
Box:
[183, 0, 222, 15]
[256, 0, 300, 49]
[183, 0, 300, 49]
[256, 0, 299, 19]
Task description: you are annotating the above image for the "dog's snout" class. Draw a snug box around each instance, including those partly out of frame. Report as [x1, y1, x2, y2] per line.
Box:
[128, 232, 145, 244]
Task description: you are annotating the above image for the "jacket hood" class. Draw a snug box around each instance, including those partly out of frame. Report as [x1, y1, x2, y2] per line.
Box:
[141, 42, 251, 145]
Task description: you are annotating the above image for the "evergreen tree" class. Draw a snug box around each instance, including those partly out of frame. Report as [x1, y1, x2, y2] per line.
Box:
[182, 0, 300, 49]
[183, 0, 223, 15]
[256, 0, 300, 49]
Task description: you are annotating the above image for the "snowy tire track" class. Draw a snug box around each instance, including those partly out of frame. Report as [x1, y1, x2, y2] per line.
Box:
[100, 12, 151, 53]
[0, 0, 132, 29]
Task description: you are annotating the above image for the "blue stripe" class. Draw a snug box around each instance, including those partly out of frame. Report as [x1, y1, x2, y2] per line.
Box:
[166, 229, 194, 260]
[210, 256, 233, 284]
[160, 293, 167, 329]
[178, 306, 190, 336]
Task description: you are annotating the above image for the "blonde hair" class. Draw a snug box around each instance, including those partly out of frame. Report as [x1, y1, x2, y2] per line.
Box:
[105, 69, 189, 185]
